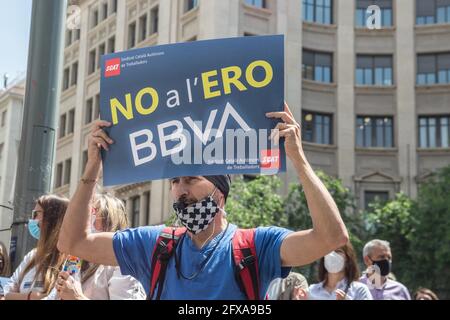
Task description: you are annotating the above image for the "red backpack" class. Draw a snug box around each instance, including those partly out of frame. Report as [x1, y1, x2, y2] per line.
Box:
[149, 227, 260, 300]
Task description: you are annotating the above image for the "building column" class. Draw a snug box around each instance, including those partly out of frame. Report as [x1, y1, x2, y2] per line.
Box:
[125, 196, 132, 226]
[277, 0, 303, 191]
[396, 0, 417, 198]
[158, 0, 173, 44]
[336, 0, 356, 190]
[198, 0, 240, 40]
[139, 191, 148, 226]
[149, 180, 165, 225]
[115, 0, 127, 51]
[69, 3, 89, 195]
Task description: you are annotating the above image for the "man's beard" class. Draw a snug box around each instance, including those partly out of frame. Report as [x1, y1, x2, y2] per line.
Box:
[173, 194, 199, 210]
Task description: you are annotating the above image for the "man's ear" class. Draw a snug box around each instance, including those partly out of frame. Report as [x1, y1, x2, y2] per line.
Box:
[214, 189, 226, 208]
[363, 256, 372, 267]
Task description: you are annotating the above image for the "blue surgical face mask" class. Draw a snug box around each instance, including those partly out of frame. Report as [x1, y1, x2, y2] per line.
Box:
[28, 219, 41, 240]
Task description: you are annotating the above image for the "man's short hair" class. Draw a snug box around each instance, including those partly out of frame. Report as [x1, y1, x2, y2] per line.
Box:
[363, 239, 391, 258]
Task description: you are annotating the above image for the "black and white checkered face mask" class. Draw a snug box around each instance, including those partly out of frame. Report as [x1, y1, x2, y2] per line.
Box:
[173, 191, 219, 235]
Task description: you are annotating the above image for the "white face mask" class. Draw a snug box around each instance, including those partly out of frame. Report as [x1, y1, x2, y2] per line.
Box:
[324, 251, 345, 274]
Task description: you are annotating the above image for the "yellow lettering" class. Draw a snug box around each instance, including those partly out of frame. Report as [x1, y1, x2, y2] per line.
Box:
[135, 87, 159, 115]
[221, 66, 247, 94]
[110, 94, 134, 125]
[202, 70, 221, 99]
[245, 60, 273, 88]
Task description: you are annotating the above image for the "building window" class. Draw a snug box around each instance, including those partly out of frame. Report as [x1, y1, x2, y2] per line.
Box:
[85, 98, 93, 124]
[91, 8, 99, 28]
[365, 191, 389, 210]
[185, 0, 199, 13]
[55, 162, 63, 188]
[88, 49, 96, 74]
[94, 94, 100, 120]
[302, 0, 333, 24]
[356, 116, 394, 148]
[302, 49, 333, 83]
[107, 36, 116, 53]
[64, 158, 72, 185]
[150, 6, 159, 34]
[101, 2, 108, 21]
[74, 29, 80, 42]
[71, 62, 78, 86]
[111, 0, 117, 14]
[65, 30, 72, 47]
[417, 53, 450, 85]
[356, 0, 393, 27]
[138, 14, 147, 42]
[128, 22, 136, 49]
[302, 111, 333, 145]
[68, 109, 75, 135]
[59, 113, 66, 138]
[81, 150, 88, 174]
[245, 0, 266, 8]
[416, 0, 450, 25]
[0, 143, 3, 162]
[98, 43, 105, 70]
[419, 116, 450, 148]
[63, 67, 70, 90]
[1, 110, 6, 127]
[131, 196, 140, 227]
[356, 55, 393, 86]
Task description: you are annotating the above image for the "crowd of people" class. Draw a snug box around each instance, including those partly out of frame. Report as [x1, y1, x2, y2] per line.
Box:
[266, 239, 436, 300]
[0, 227, 438, 300]
[0, 105, 441, 300]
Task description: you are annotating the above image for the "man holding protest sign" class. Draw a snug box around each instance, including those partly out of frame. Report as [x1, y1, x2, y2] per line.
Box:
[57, 100, 349, 300]
[58, 36, 348, 299]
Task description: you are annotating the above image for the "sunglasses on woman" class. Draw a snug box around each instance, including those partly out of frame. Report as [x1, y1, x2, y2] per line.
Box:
[31, 209, 43, 220]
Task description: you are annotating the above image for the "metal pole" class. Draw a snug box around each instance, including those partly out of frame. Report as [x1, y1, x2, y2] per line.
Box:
[10, 0, 67, 269]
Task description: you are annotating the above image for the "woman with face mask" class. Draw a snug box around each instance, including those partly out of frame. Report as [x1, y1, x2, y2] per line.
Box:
[307, 242, 372, 300]
[4, 195, 69, 300]
[49, 193, 146, 300]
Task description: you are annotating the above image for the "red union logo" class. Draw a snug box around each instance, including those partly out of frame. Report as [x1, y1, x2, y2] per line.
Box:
[260, 149, 280, 169]
[105, 58, 121, 77]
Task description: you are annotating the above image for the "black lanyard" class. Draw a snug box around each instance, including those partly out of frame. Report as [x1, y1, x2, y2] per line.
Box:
[174, 222, 230, 281]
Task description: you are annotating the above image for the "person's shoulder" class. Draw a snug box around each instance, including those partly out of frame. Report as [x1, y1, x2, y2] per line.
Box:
[23, 249, 37, 261]
[388, 278, 409, 291]
[351, 280, 370, 291]
[255, 225, 293, 236]
[115, 224, 166, 238]
[358, 274, 368, 283]
[308, 282, 324, 292]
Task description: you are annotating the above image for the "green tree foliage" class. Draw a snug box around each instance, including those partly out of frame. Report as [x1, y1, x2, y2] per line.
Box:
[225, 175, 285, 228]
[407, 165, 450, 298]
[364, 193, 416, 286]
[283, 171, 360, 281]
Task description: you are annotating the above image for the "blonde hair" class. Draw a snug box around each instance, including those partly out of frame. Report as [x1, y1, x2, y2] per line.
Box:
[0, 241, 11, 277]
[19, 194, 69, 295]
[81, 193, 128, 283]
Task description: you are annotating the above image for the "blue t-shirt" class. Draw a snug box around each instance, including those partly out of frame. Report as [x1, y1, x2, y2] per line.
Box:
[112, 223, 292, 299]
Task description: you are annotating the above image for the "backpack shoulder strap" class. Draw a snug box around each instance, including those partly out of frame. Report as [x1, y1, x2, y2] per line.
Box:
[149, 227, 186, 300]
[232, 228, 260, 300]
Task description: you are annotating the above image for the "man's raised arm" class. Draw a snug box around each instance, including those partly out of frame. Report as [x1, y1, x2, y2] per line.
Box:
[267, 104, 349, 267]
[57, 120, 118, 266]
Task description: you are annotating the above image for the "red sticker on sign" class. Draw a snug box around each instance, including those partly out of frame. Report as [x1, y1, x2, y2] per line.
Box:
[260, 149, 280, 170]
[105, 58, 121, 78]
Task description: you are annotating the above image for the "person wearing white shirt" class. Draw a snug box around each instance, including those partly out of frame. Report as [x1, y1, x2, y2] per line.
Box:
[307, 242, 372, 300]
[52, 193, 146, 300]
[4, 195, 69, 300]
